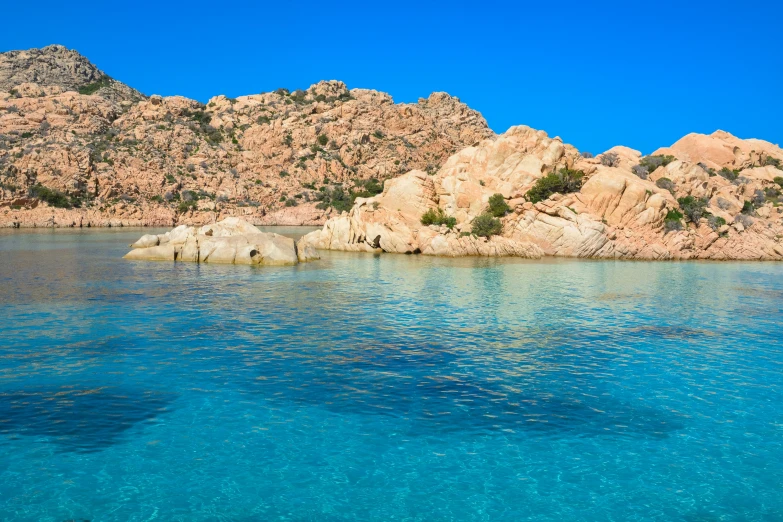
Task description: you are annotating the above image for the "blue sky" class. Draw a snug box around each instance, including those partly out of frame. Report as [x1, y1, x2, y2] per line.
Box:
[2, 0, 781, 154]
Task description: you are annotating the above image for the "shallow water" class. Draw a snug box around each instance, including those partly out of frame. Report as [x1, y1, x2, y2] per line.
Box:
[0, 228, 781, 521]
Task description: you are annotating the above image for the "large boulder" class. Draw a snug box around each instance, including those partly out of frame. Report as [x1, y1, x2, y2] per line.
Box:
[124, 217, 317, 266]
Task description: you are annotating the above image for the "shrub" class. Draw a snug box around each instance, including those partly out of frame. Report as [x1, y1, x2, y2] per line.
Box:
[717, 167, 739, 181]
[525, 168, 584, 203]
[279, 171, 289, 177]
[734, 214, 754, 228]
[285, 198, 298, 207]
[420, 207, 457, 229]
[631, 165, 649, 179]
[487, 193, 511, 217]
[663, 208, 684, 232]
[580, 151, 594, 159]
[317, 134, 328, 146]
[177, 200, 197, 212]
[165, 174, 176, 184]
[470, 213, 502, 237]
[639, 155, 676, 173]
[656, 177, 676, 194]
[29, 184, 71, 208]
[698, 162, 717, 176]
[600, 152, 620, 167]
[774, 176, 783, 188]
[315, 185, 353, 212]
[751, 189, 765, 207]
[677, 196, 708, 223]
[706, 213, 726, 230]
[352, 178, 384, 198]
[78, 75, 112, 96]
[761, 155, 781, 168]
[741, 200, 754, 215]
[373, 130, 384, 139]
[257, 115, 270, 125]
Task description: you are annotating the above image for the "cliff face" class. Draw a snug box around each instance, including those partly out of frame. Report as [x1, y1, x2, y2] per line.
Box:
[303, 127, 783, 260]
[0, 46, 493, 228]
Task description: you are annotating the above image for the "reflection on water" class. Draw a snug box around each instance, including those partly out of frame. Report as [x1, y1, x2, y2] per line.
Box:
[0, 228, 781, 521]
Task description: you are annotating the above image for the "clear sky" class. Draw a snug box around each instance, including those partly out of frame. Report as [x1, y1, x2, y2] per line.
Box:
[2, 0, 781, 155]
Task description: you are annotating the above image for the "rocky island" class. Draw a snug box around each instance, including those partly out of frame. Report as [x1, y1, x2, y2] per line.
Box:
[3, 45, 783, 260]
[301, 127, 783, 260]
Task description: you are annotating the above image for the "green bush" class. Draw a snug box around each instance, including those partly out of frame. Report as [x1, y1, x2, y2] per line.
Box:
[741, 200, 754, 214]
[656, 177, 676, 194]
[487, 193, 510, 217]
[315, 186, 353, 213]
[352, 178, 384, 198]
[774, 176, 783, 188]
[78, 75, 112, 95]
[317, 134, 329, 146]
[285, 198, 298, 207]
[470, 213, 502, 237]
[706, 213, 726, 231]
[420, 208, 456, 229]
[676, 196, 708, 223]
[761, 155, 781, 168]
[29, 184, 72, 208]
[718, 167, 739, 181]
[639, 155, 676, 173]
[663, 208, 684, 232]
[373, 130, 384, 139]
[525, 168, 584, 203]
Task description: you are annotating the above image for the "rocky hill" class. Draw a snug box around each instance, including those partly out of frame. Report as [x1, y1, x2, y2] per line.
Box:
[0, 46, 493, 228]
[302, 127, 783, 260]
[0, 45, 144, 104]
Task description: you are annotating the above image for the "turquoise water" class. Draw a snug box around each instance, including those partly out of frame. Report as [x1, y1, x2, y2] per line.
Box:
[0, 228, 781, 521]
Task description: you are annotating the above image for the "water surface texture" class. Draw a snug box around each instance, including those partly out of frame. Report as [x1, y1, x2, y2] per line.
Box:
[0, 228, 781, 521]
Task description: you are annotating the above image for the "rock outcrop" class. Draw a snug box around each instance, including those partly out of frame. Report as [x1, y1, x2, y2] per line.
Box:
[0, 45, 144, 103]
[124, 217, 318, 265]
[0, 46, 492, 229]
[302, 127, 783, 260]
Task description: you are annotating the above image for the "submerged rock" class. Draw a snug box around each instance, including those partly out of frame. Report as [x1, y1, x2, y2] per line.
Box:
[124, 217, 319, 266]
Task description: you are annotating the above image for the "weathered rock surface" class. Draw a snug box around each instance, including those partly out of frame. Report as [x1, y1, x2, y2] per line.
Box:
[303, 127, 783, 260]
[1, 46, 492, 229]
[124, 217, 319, 265]
[0, 45, 144, 103]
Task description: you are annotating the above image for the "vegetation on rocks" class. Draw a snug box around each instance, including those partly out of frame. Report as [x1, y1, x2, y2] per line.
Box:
[470, 213, 502, 237]
[525, 168, 584, 203]
[656, 177, 676, 194]
[77, 74, 113, 96]
[638, 154, 676, 173]
[663, 208, 684, 232]
[600, 152, 619, 167]
[487, 193, 511, 217]
[29, 184, 73, 208]
[676, 196, 708, 224]
[420, 207, 456, 229]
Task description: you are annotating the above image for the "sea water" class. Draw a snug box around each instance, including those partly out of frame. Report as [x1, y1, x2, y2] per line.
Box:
[0, 228, 781, 521]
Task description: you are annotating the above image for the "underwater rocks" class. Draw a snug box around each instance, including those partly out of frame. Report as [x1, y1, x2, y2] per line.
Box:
[124, 217, 319, 266]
